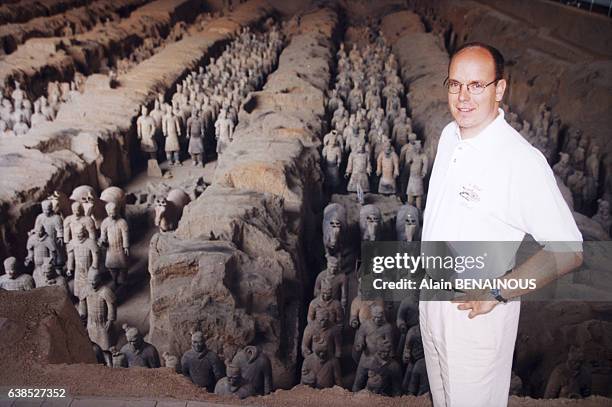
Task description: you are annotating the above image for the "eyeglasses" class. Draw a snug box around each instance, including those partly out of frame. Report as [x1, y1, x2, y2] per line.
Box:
[444, 78, 498, 95]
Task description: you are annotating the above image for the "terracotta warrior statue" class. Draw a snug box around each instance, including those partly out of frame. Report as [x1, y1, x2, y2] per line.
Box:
[67, 224, 99, 301]
[232, 345, 273, 396]
[25, 223, 58, 286]
[592, 199, 612, 235]
[186, 108, 206, 166]
[79, 267, 116, 350]
[118, 324, 161, 368]
[376, 141, 399, 195]
[162, 104, 182, 166]
[215, 108, 234, 155]
[181, 331, 225, 391]
[354, 305, 395, 364]
[553, 152, 572, 183]
[402, 325, 429, 396]
[35, 199, 65, 270]
[64, 202, 96, 244]
[300, 338, 342, 389]
[544, 346, 591, 398]
[0, 257, 34, 291]
[405, 140, 428, 210]
[302, 308, 342, 360]
[308, 277, 344, 327]
[137, 105, 158, 160]
[99, 202, 129, 287]
[214, 363, 256, 399]
[345, 138, 371, 193]
[314, 254, 348, 311]
[36, 257, 68, 291]
[352, 337, 402, 395]
[350, 276, 385, 330]
[322, 132, 343, 192]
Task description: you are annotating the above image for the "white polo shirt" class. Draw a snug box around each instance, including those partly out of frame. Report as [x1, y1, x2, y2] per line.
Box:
[422, 109, 582, 275]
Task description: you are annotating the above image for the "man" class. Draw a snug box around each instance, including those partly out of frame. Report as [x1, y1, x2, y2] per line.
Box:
[420, 43, 582, 406]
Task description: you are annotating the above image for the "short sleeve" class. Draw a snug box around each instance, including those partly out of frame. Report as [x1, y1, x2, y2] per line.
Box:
[511, 147, 583, 252]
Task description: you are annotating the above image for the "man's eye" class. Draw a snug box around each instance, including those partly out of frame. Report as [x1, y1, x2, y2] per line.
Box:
[470, 83, 484, 89]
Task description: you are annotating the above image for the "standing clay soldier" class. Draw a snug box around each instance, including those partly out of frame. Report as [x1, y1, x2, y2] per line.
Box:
[137, 105, 158, 160]
[12, 113, 29, 136]
[214, 363, 255, 399]
[0, 257, 34, 291]
[300, 339, 343, 389]
[67, 224, 99, 301]
[25, 224, 58, 286]
[345, 138, 371, 193]
[36, 258, 69, 291]
[314, 254, 348, 311]
[376, 141, 399, 194]
[402, 327, 429, 396]
[567, 170, 586, 211]
[553, 152, 572, 183]
[99, 202, 129, 287]
[322, 133, 343, 192]
[64, 202, 96, 243]
[162, 104, 182, 166]
[352, 338, 402, 395]
[80, 267, 116, 350]
[186, 108, 206, 166]
[350, 276, 385, 330]
[302, 308, 342, 360]
[308, 278, 344, 326]
[35, 199, 64, 270]
[215, 108, 233, 155]
[544, 346, 591, 398]
[586, 145, 600, 180]
[11, 80, 25, 107]
[232, 345, 273, 396]
[181, 331, 225, 391]
[405, 140, 428, 210]
[354, 305, 395, 364]
[592, 199, 612, 235]
[119, 324, 161, 368]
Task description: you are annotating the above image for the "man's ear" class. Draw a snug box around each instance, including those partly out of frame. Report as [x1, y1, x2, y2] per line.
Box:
[495, 79, 507, 102]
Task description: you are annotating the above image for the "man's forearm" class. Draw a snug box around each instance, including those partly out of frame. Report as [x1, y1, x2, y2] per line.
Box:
[499, 248, 583, 300]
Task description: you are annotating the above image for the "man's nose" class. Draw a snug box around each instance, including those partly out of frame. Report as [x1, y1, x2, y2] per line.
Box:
[458, 84, 470, 102]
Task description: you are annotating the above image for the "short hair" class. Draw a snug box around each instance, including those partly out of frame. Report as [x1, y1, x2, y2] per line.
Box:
[450, 42, 505, 80]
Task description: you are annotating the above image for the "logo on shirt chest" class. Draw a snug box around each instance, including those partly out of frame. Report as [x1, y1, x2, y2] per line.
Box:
[459, 183, 482, 205]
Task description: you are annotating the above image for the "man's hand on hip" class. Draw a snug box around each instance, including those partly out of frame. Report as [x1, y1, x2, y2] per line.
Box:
[451, 289, 499, 319]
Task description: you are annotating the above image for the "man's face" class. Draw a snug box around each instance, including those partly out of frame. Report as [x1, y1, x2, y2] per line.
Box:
[373, 309, 385, 326]
[448, 47, 506, 138]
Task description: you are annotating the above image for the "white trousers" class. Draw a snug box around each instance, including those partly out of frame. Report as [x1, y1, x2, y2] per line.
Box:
[419, 300, 520, 407]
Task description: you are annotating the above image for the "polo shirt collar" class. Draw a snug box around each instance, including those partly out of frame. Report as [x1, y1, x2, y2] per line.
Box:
[454, 108, 506, 151]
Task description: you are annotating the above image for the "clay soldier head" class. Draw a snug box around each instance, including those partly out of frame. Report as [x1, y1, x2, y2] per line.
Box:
[371, 305, 386, 327]
[191, 331, 207, 353]
[366, 369, 385, 394]
[35, 223, 47, 239]
[105, 202, 118, 219]
[375, 337, 393, 361]
[316, 308, 331, 330]
[405, 212, 418, 241]
[326, 254, 340, 276]
[413, 139, 422, 153]
[226, 363, 244, 390]
[320, 278, 333, 302]
[42, 199, 53, 216]
[72, 201, 84, 217]
[87, 266, 103, 290]
[4, 257, 18, 278]
[124, 324, 144, 352]
[141, 105, 148, 116]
